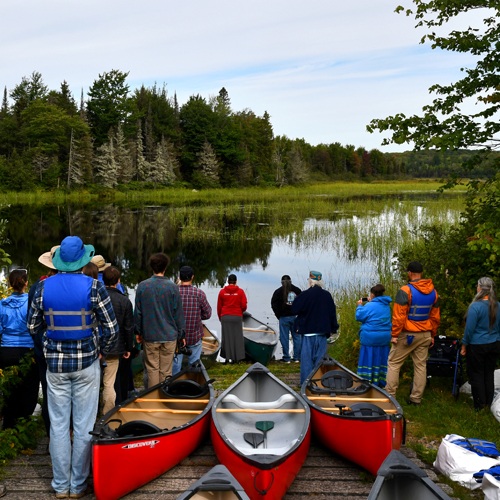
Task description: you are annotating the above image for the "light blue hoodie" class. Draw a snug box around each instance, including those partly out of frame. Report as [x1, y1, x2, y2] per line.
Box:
[355, 295, 392, 346]
[0, 292, 33, 348]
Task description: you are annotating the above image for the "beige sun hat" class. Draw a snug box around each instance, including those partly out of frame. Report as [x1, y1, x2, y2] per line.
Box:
[38, 245, 60, 270]
[91, 255, 111, 272]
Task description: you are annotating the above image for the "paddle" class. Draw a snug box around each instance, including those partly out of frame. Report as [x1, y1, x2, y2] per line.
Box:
[256, 421, 274, 448]
[244, 432, 264, 449]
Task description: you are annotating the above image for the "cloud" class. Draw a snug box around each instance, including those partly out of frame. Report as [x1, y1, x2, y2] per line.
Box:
[0, 0, 485, 150]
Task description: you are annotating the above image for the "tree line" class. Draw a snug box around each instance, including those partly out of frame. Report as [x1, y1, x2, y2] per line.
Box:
[0, 70, 493, 191]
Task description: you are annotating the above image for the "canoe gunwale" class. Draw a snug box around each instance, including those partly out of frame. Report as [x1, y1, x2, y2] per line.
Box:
[212, 362, 310, 470]
[301, 355, 403, 423]
[92, 360, 215, 446]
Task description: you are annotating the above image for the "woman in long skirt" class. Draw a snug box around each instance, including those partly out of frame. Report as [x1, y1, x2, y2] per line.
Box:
[355, 284, 392, 387]
[217, 274, 247, 363]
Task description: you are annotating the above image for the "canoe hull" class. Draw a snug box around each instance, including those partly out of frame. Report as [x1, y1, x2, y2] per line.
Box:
[211, 419, 311, 500]
[243, 337, 274, 366]
[302, 355, 404, 476]
[211, 363, 310, 500]
[176, 464, 251, 500]
[94, 414, 210, 500]
[367, 450, 452, 500]
[92, 361, 214, 500]
[242, 313, 277, 366]
[310, 406, 403, 475]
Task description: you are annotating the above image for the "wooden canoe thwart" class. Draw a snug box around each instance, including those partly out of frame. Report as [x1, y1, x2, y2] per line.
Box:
[211, 362, 311, 500]
[241, 312, 278, 366]
[91, 360, 215, 500]
[301, 355, 404, 476]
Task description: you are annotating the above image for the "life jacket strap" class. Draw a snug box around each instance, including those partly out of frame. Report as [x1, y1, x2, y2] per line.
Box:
[47, 308, 98, 331]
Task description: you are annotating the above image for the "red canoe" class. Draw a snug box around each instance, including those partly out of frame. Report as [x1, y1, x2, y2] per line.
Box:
[211, 363, 311, 500]
[91, 361, 215, 500]
[301, 355, 404, 475]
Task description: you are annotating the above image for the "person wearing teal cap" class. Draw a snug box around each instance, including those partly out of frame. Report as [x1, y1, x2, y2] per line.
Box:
[28, 236, 118, 499]
[292, 270, 339, 384]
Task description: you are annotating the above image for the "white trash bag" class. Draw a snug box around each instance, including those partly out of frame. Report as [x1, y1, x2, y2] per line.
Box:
[482, 473, 500, 500]
[434, 434, 500, 490]
[492, 392, 500, 423]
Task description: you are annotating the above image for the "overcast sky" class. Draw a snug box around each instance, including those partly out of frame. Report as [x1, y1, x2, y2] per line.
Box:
[1, 0, 482, 151]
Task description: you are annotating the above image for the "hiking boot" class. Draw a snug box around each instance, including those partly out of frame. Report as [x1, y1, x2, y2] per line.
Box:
[70, 486, 93, 498]
[406, 398, 421, 406]
[55, 492, 69, 499]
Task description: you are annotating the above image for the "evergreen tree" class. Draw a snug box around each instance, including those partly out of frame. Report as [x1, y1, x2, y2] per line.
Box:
[47, 81, 78, 116]
[94, 133, 118, 188]
[0, 87, 8, 118]
[67, 128, 84, 187]
[87, 69, 132, 147]
[194, 140, 219, 187]
[32, 152, 50, 182]
[10, 71, 48, 111]
[7, 149, 35, 190]
[286, 143, 308, 184]
[135, 120, 149, 181]
[144, 102, 155, 162]
[114, 122, 133, 182]
[237, 145, 252, 185]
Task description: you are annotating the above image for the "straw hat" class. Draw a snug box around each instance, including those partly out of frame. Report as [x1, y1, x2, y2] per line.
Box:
[38, 245, 61, 270]
[91, 255, 111, 272]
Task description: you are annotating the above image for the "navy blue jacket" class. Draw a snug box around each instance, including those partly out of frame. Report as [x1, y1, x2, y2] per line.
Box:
[291, 285, 339, 336]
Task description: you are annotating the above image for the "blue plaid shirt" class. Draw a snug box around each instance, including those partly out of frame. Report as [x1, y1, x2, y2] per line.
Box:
[27, 273, 118, 373]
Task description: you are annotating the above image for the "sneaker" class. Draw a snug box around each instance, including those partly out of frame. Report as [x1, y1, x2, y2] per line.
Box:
[70, 486, 93, 498]
[55, 493, 69, 499]
[292, 359, 300, 363]
[278, 359, 291, 364]
[406, 398, 421, 406]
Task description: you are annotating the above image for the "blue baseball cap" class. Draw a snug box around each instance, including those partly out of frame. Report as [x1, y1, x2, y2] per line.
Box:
[51, 236, 95, 272]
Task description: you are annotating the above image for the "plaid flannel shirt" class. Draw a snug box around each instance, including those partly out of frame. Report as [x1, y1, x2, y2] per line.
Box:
[27, 273, 118, 373]
[178, 284, 212, 345]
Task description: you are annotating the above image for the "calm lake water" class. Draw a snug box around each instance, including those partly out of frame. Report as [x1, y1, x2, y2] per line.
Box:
[2, 192, 464, 338]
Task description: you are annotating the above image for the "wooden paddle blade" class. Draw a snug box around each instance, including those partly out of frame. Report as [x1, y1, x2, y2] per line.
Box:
[244, 432, 264, 448]
[256, 421, 275, 434]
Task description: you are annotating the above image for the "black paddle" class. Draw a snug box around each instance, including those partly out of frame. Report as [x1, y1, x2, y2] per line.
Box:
[256, 421, 274, 448]
[244, 432, 264, 449]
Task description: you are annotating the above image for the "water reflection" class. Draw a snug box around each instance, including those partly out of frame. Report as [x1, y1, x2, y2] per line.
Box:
[2, 193, 464, 335]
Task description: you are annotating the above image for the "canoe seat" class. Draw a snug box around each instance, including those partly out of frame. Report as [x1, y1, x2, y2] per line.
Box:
[308, 371, 370, 396]
[115, 420, 162, 437]
[227, 436, 299, 456]
[161, 378, 213, 399]
[342, 403, 386, 417]
[221, 394, 296, 410]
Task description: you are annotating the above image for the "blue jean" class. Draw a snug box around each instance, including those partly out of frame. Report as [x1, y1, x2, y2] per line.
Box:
[300, 334, 327, 385]
[47, 360, 100, 495]
[279, 316, 302, 361]
[172, 339, 203, 375]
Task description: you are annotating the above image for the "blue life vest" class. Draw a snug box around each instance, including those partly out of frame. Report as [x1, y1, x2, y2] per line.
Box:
[43, 273, 96, 341]
[407, 283, 436, 322]
[454, 438, 499, 459]
[474, 466, 500, 483]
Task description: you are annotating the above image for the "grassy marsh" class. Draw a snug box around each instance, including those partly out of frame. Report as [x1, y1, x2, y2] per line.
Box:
[0, 180, 465, 206]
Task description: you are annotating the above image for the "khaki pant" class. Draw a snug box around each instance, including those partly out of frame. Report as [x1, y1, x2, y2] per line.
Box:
[385, 331, 432, 404]
[102, 355, 120, 415]
[144, 341, 176, 387]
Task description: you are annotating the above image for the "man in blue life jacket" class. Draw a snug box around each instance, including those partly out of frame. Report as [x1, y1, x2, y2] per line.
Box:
[28, 236, 118, 499]
[385, 261, 440, 406]
[292, 270, 339, 384]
